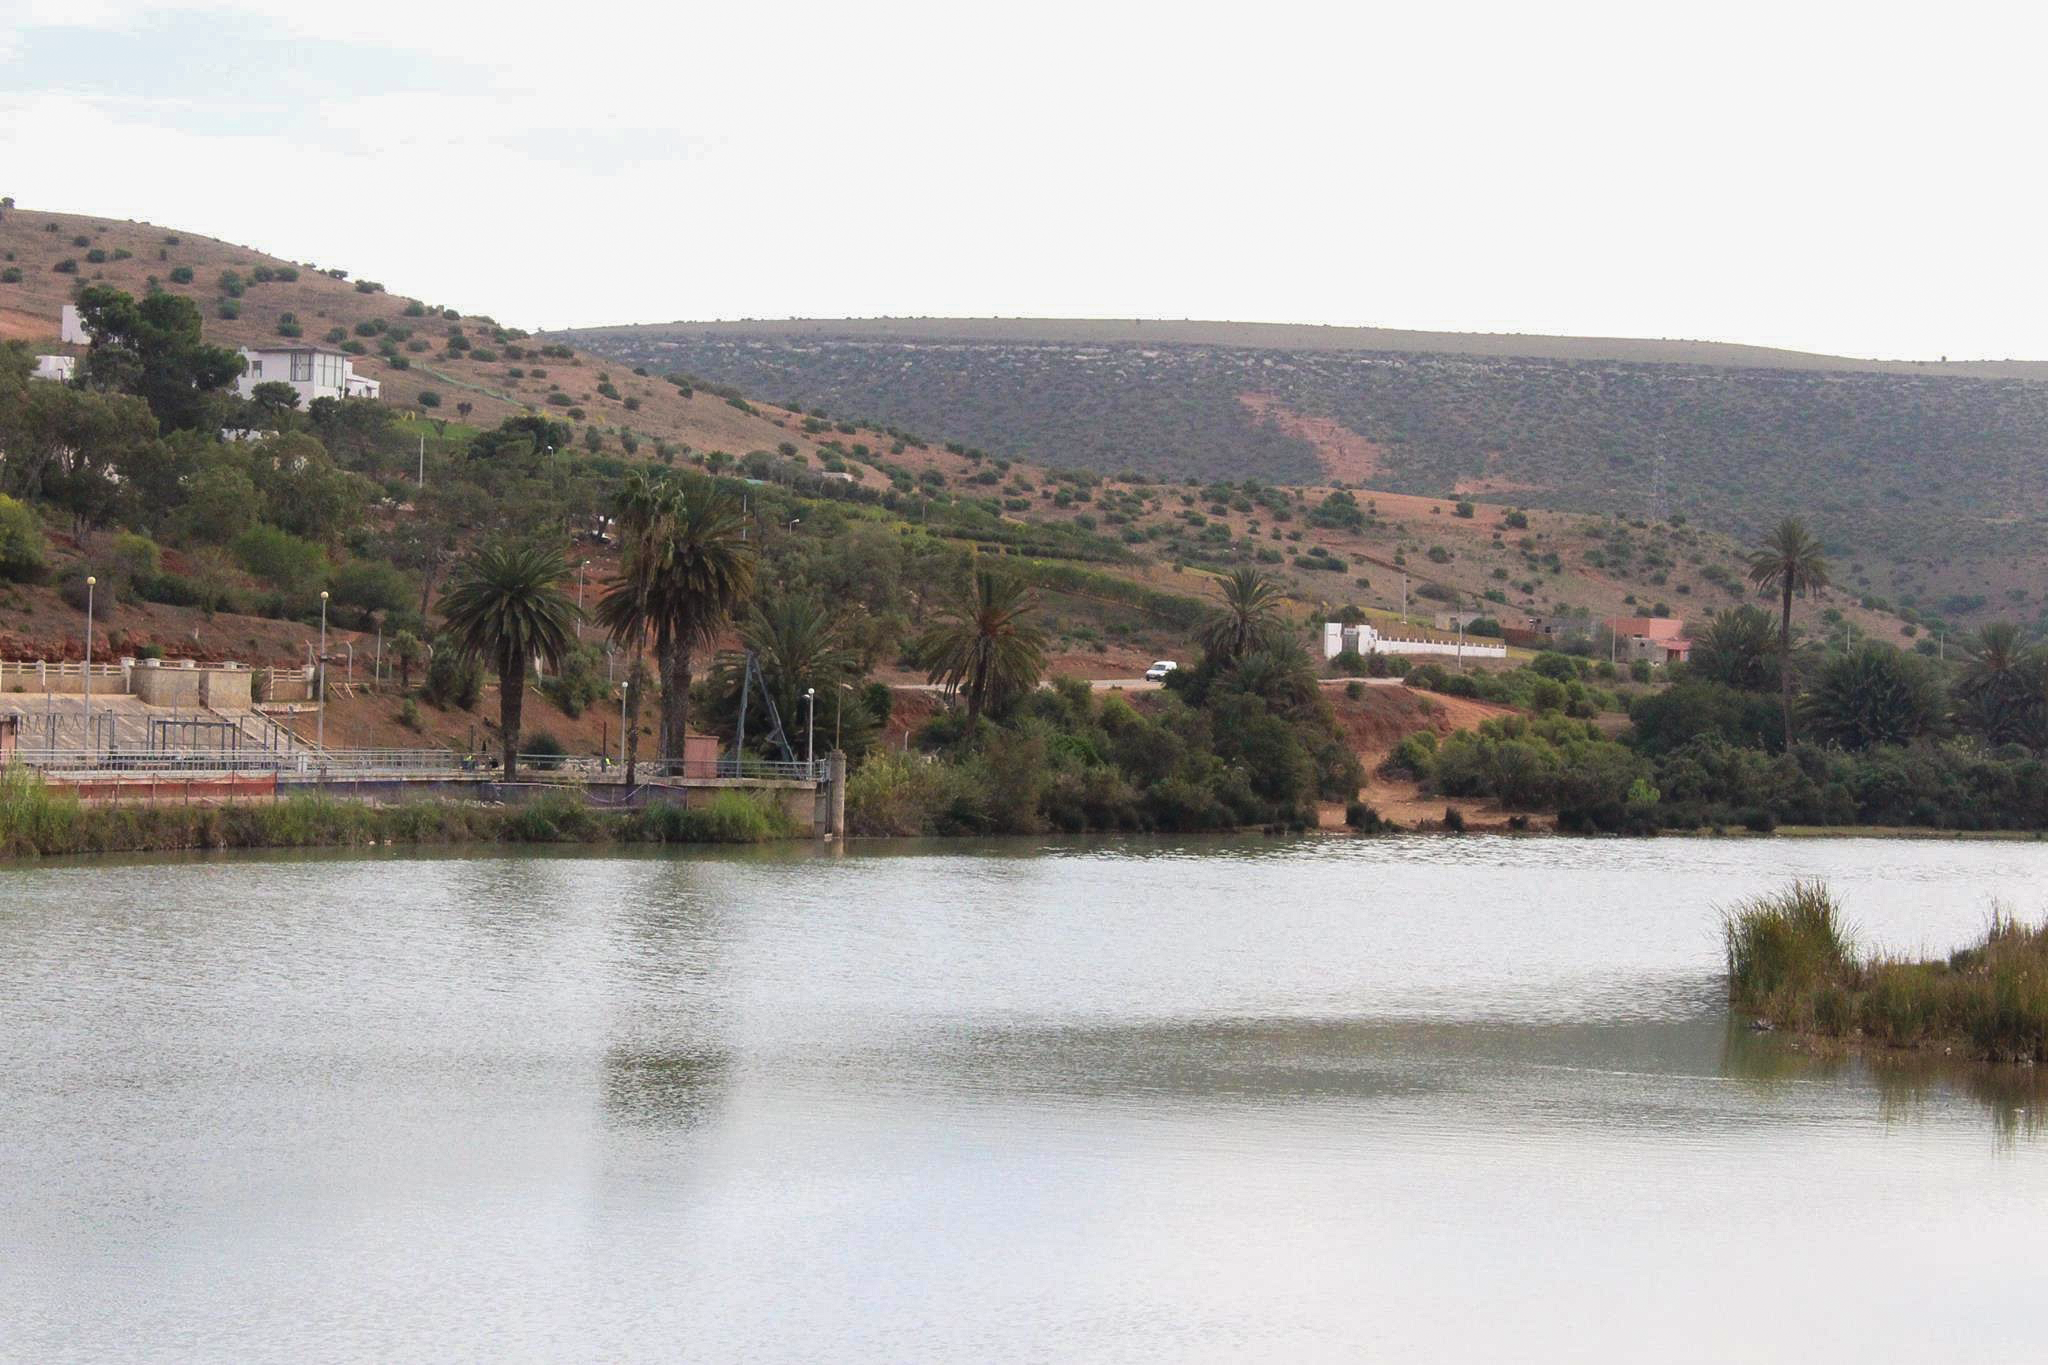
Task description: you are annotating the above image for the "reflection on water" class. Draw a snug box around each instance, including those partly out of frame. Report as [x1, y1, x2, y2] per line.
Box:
[1723, 1020, 2048, 1142]
[603, 1047, 731, 1129]
[5, 834, 2048, 1362]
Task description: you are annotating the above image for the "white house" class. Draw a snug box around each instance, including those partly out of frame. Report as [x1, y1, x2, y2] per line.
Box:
[31, 354, 75, 383]
[235, 346, 377, 405]
[60, 303, 91, 345]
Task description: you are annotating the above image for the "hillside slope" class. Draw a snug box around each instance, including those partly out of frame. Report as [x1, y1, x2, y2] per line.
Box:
[0, 208, 1919, 669]
[0, 208, 839, 468]
[553, 318, 2048, 624]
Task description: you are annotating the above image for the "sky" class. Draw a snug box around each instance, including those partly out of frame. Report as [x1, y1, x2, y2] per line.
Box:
[3, 0, 2043, 360]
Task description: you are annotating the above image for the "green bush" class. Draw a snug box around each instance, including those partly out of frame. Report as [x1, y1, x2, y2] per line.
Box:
[232, 524, 328, 594]
[424, 640, 483, 710]
[0, 495, 48, 582]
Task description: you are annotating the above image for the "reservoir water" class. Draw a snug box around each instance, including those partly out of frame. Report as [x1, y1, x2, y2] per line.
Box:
[5, 835, 2046, 1362]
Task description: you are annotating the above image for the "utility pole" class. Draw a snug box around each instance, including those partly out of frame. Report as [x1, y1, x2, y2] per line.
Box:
[418, 435, 425, 487]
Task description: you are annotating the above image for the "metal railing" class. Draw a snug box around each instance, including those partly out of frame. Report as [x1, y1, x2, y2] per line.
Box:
[627, 756, 829, 783]
[10, 747, 471, 777]
[9, 748, 829, 783]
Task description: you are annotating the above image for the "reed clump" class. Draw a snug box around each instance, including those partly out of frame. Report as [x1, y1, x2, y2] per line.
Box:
[1726, 881, 2048, 1063]
[0, 766, 795, 858]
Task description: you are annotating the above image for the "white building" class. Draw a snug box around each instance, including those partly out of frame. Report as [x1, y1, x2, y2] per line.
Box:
[30, 354, 75, 383]
[60, 303, 91, 345]
[235, 346, 378, 405]
[1322, 620, 1507, 662]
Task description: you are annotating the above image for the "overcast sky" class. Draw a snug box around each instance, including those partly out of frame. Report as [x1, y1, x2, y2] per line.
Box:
[4, 0, 2040, 359]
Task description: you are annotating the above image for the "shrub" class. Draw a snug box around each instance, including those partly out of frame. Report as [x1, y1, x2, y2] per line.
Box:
[521, 730, 568, 770]
[232, 525, 328, 593]
[1345, 800, 1387, 832]
[424, 641, 483, 710]
[108, 531, 161, 587]
[0, 495, 49, 582]
[167, 265, 194, 284]
[52, 258, 78, 274]
[60, 573, 114, 620]
[0, 267, 21, 284]
[417, 390, 442, 408]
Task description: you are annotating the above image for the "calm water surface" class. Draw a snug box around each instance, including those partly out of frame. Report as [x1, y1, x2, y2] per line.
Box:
[5, 835, 2047, 1362]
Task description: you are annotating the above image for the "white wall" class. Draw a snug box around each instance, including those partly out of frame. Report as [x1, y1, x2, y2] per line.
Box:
[60, 304, 91, 345]
[1322, 620, 1504, 660]
[31, 354, 74, 383]
[236, 348, 356, 406]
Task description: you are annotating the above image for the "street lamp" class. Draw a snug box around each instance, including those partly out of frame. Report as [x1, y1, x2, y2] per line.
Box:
[576, 559, 589, 639]
[317, 590, 329, 751]
[82, 575, 96, 755]
[805, 687, 816, 769]
[836, 681, 853, 751]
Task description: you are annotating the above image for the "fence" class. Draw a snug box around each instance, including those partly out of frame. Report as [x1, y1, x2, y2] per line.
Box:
[10, 747, 469, 777]
[10, 747, 827, 784]
[0, 660, 127, 695]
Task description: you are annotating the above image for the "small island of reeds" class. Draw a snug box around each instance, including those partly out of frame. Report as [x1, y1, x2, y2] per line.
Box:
[1724, 882, 2048, 1063]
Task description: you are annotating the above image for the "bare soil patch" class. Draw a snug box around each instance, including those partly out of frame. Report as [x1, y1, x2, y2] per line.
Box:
[1237, 392, 1386, 484]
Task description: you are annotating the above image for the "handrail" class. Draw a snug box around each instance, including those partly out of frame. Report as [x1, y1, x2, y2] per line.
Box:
[10, 748, 830, 782]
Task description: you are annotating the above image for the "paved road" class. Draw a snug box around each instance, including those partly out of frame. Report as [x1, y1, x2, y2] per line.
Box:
[895, 678, 1165, 694]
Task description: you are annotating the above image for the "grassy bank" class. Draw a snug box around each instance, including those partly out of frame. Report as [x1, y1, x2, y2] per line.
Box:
[1724, 882, 2048, 1062]
[0, 767, 798, 860]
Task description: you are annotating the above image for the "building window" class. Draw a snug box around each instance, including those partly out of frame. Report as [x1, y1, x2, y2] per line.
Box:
[248, 359, 263, 378]
[292, 351, 313, 383]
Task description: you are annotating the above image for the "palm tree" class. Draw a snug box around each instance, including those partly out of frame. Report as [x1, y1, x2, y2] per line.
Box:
[1956, 622, 2043, 746]
[741, 591, 857, 735]
[1690, 606, 1780, 692]
[595, 470, 672, 784]
[1804, 643, 1945, 751]
[913, 568, 1047, 727]
[1198, 568, 1286, 667]
[1746, 518, 1831, 747]
[439, 539, 579, 781]
[595, 474, 754, 771]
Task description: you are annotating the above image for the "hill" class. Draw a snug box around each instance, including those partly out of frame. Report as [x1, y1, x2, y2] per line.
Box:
[551, 317, 2048, 626]
[0, 206, 1922, 687]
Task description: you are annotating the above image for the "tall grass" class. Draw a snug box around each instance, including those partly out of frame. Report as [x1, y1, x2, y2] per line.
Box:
[0, 766, 796, 859]
[1726, 882, 2048, 1062]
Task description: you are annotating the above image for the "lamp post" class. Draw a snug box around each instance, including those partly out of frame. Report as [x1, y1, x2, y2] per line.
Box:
[836, 681, 852, 751]
[805, 687, 816, 769]
[82, 575, 96, 755]
[317, 590, 329, 752]
[576, 559, 589, 639]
